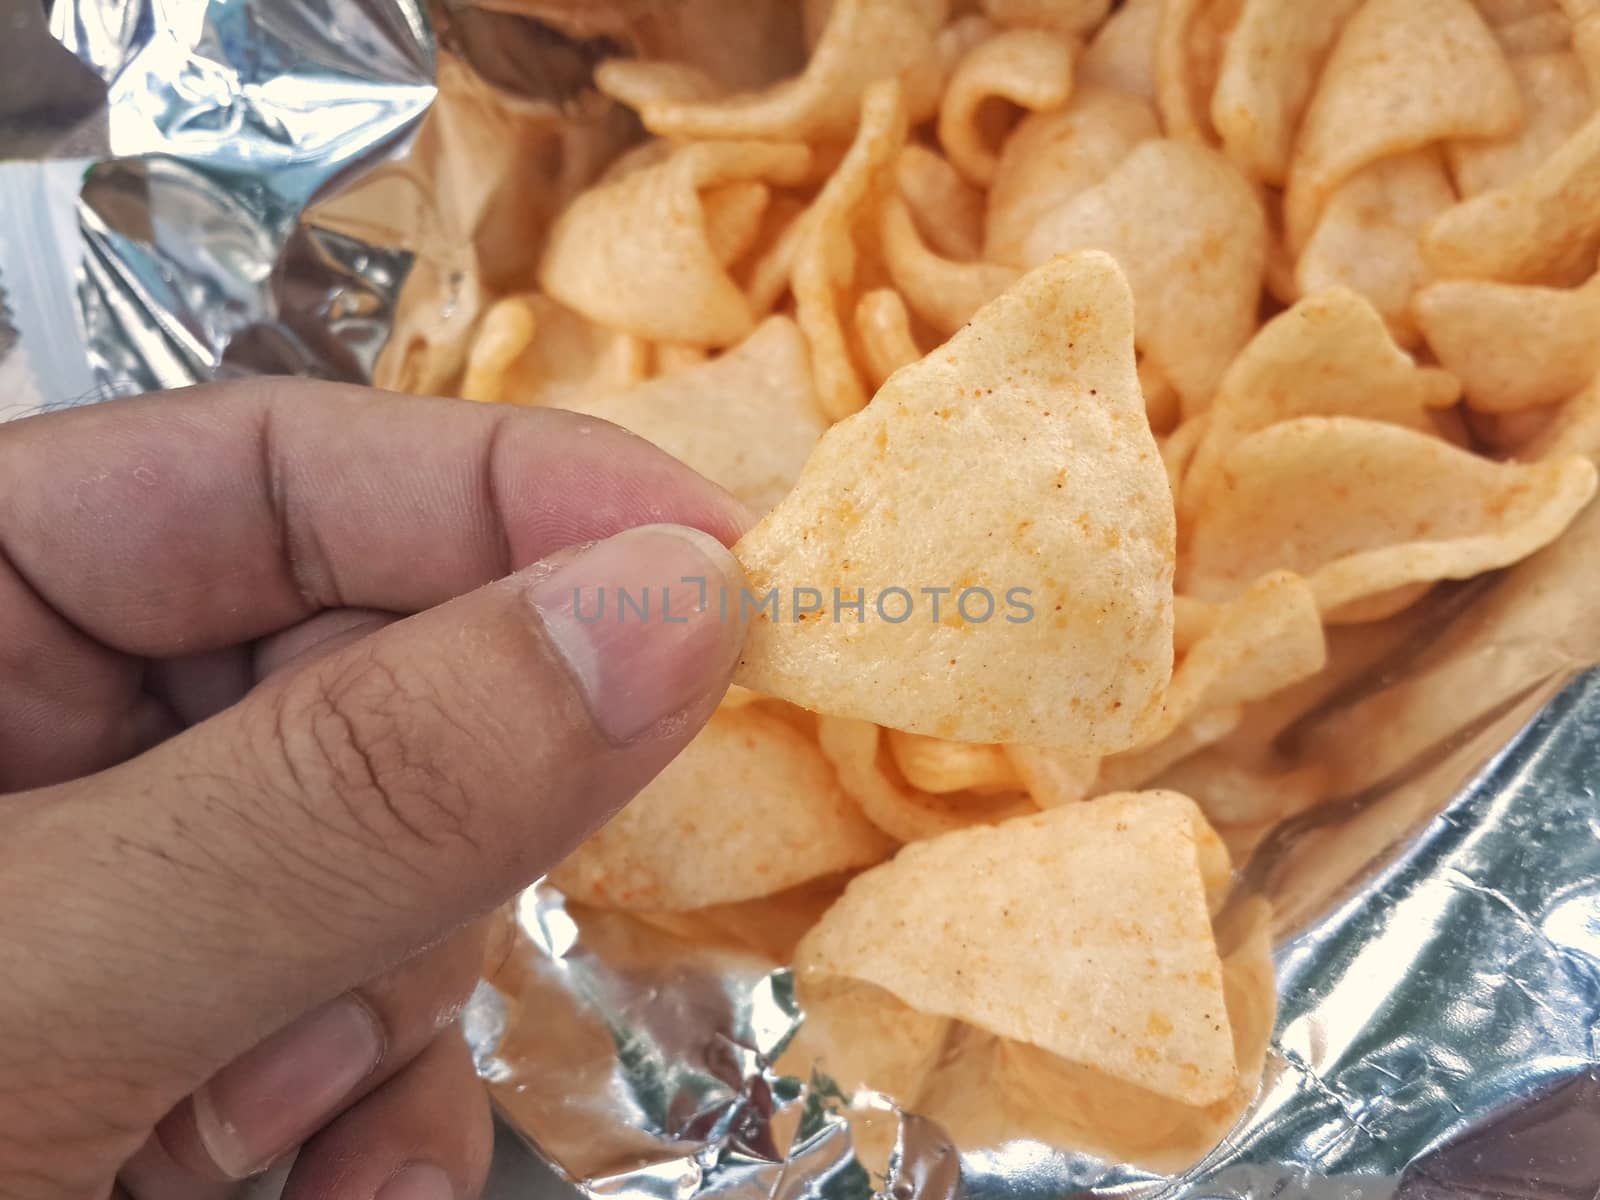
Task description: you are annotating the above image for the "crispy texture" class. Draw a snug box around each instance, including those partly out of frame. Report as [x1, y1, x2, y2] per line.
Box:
[796, 792, 1239, 1104]
[1294, 150, 1459, 347]
[1183, 288, 1460, 520]
[879, 193, 1020, 334]
[550, 708, 892, 910]
[853, 288, 923, 388]
[818, 716, 1035, 842]
[554, 318, 825, 515]
[595, 0, 947, 141]
[1211, 0, 1365, 184]
[1284, 0, 1520, 250]
[938, 27, 1078, 185]
[1424, 108, 1600, 283]
[733, 253, 1176, 750]
[793, 79, 909, 421]
[1023, 140, 1266, 415]
[1183, 416, 1599, 619]
[886, 730, 1022, 794]
[895, 143, 985, 260]
[539, 141, 811, 347]
[1446, 52, 1592, 197]
[985, 87, 1160, 267]
[1414, 270, 1600, 412]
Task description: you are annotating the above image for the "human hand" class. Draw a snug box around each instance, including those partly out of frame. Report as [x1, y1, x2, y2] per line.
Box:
[0, 380, 751, 1200]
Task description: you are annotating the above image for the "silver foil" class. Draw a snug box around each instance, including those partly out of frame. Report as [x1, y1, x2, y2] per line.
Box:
[5, 2, 1600, 1196]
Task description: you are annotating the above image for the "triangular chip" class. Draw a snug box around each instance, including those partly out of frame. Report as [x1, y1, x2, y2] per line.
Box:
[1414, 269, 1600, 413]
[1021, 140, 1267, 414]
[796, 792, 1239, 1104]
[1284, 0, 1520, 249]
[555, 318, 825, 516]
[733, 252, 1176, 751]
[550, 707, 892, 911]
[1423, 97, 1600, 284]
[594, 0, 946, 143]
[1294, 149, 1459, 347]
[1445, 51, 1592, 198]
[985, 86, 1160, 267]
[1182, 288, 1460, 520]
[1210, 0, 1365, 185]
[1182, 415, 1599, 619]
[539, 141, 811, 347]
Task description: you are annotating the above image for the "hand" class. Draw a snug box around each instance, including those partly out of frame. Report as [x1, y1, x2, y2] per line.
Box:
[0, 380, 751, 1200]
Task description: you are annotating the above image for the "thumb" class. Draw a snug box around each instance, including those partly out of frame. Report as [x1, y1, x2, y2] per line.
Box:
[0, 524, 744, 1161]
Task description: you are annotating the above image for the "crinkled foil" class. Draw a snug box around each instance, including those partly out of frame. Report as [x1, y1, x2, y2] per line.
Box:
[6, 3, 1600, 1197]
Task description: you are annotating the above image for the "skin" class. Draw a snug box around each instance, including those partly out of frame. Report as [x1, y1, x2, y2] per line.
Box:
[0, 379, 753, 1200]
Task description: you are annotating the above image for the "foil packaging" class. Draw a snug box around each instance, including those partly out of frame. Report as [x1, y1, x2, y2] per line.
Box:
[3, 2, 1600, 1197]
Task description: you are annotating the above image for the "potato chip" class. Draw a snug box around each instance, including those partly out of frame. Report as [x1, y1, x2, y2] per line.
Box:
[1283, 0, 1520, 251]
[1155, 0, 1244, 144]
[594, 0, 947, 142]
[879, 193, 1020, 334]
[554, 318, 824, 515]
[1182, 416, 1599, 619]
[1210, 0, 1365, 185]
[916, 895, 1273, 1173]
[886, 730, 1022, 794]
[1445, 52, 1592, 198]
[980, 0, 1111, 36]
[1182, 288, 1461, 520]
[984, 86, 1160, 267]
[733, 252, 1176, 750]
[1423, 107, 1600, 283]
[1142, 571, 1328, 746]
[895, 143, 985, 261]
[1413, 269, 1600, 412]
[796, 792, 1239, 1104]
[1022, 140, 1267, 415]
[1078, 0, 1161, 102]
[539, 141, 811, 347]
[460, 292, 649, 407]
[789, 81, 910, 422]
[937, 28, 1079, 186]
[818, 716, 1035, 843]
[853, 287, 923, 388]
[1004, 743, 1099, 807]
[1295, 152, 1458, 348]
[550, 707, 892, 911]
[1160, 413, 1208, 498]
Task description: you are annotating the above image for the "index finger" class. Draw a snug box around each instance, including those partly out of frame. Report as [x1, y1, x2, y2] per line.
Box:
[0, 379, 751, 658]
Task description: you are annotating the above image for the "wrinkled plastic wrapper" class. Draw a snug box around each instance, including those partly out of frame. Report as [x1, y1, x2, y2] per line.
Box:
[3, 2, 1600, 1197]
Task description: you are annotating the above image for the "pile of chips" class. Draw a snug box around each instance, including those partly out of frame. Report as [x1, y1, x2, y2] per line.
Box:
[446, 0, 1600, 1169]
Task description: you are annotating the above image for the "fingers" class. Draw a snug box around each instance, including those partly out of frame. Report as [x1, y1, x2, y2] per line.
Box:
[279, 1032, 493, 1200]
[0, 524, 745, 1176]
[0, 380, 751, 657]
[154, 924, 486, 1180]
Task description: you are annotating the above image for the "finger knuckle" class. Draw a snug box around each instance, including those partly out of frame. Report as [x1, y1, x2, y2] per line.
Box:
[268, 651, 479, 865]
